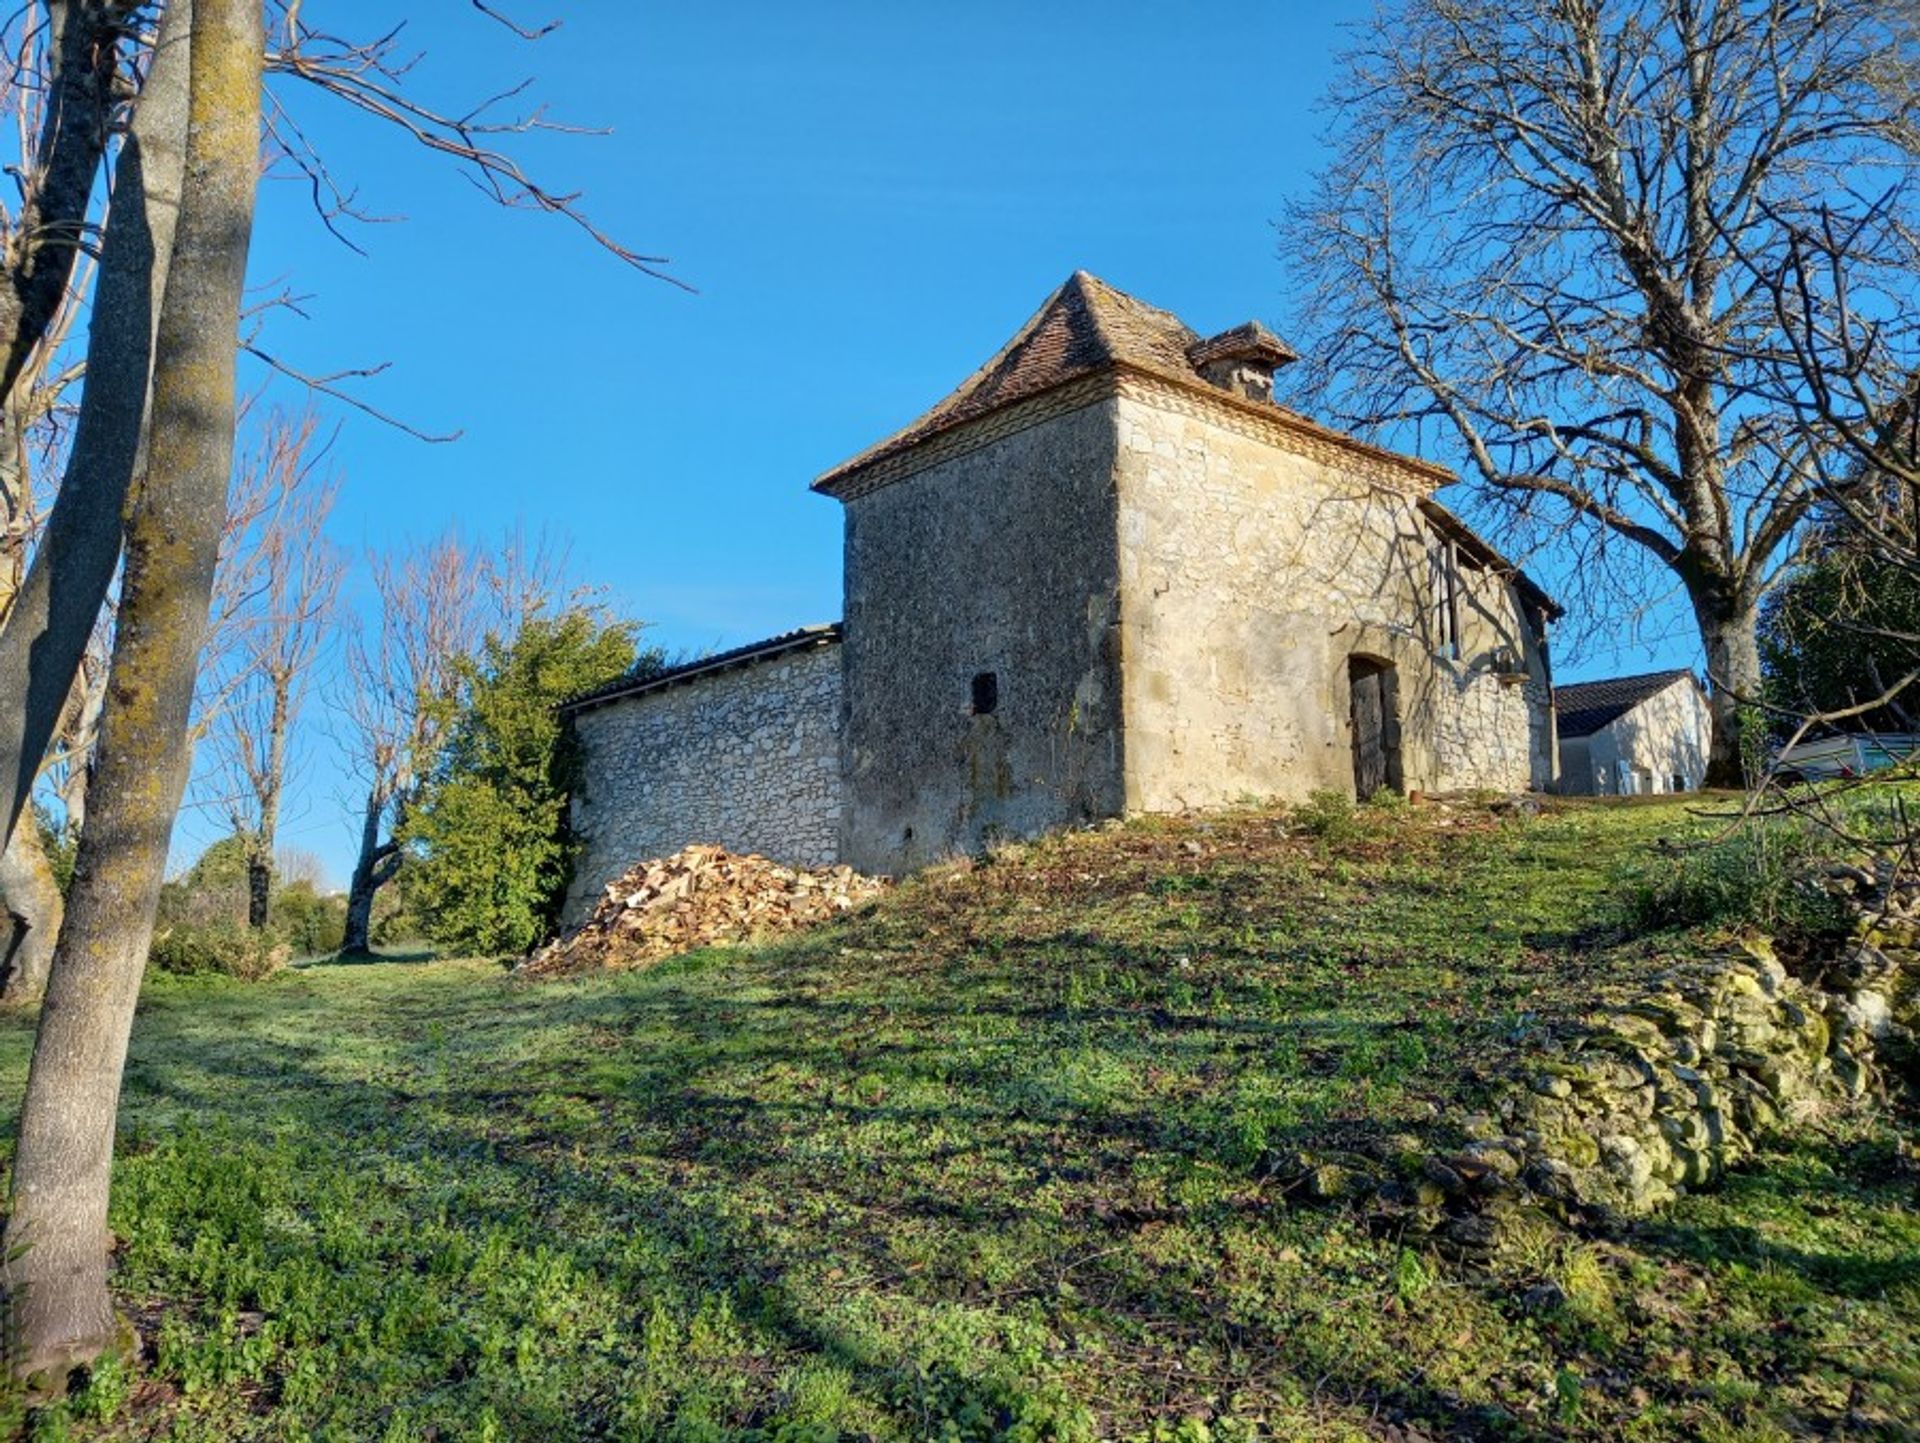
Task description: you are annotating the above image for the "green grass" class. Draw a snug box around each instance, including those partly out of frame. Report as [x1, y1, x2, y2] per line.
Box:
[1, 797, 1915, 1440]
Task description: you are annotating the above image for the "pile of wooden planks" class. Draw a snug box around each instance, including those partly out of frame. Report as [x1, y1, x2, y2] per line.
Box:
[521, 844, 884, 976]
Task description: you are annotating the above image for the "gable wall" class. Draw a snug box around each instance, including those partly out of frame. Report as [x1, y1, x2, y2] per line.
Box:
[838, 399, 1125, 874]
[1111, 380, 1550, 809]
[561, 642, 844, 923]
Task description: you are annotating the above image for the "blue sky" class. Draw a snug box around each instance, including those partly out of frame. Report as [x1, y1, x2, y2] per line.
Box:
[198, 1, 1698, 885]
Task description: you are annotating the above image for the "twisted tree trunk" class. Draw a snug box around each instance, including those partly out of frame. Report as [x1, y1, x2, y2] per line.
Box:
[341, 788, 397, 955]
[0, 0, 259, 1382]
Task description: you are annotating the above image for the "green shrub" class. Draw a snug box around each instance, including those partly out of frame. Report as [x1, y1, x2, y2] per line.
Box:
[1293, 789, 1361, 842]
[404, 608, 644, 956]
[148, 922, 288, 981]
[269, 881, 347, 958]
[1629, 818, 1851, 939]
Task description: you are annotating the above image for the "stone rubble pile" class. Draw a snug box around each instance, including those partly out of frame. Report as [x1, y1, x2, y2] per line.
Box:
[522, 845, 885, 977]
[1282, 853, 1918, 1252]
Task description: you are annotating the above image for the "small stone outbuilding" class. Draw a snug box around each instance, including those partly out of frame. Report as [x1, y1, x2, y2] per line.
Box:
[562, 273, 1561, 917]
[1555, 669, 1710, 796]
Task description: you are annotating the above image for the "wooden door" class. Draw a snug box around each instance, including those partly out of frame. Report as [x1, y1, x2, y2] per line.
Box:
[1349, 657, 1400, 799]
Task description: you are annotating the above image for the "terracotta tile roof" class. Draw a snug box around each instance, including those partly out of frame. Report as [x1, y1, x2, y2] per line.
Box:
[1555, 669, 1699, 738]
[559, 623, 843, 715]
[812, 272, 1460, 498]
[1186, 320, 1297, 371]
[812, 272, 1199, 493]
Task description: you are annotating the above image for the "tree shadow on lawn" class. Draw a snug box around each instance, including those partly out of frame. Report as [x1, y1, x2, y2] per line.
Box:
[297, 944, 443, 968]
[1614, 1131, 1920, 1432]
[81, 945, 1607, 1438]
[1632, 1134, 1920, 1301]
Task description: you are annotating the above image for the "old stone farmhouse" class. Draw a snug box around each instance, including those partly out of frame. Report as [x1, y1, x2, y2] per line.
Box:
[561, 273, 1560, 917]
[1555, 669, 1710, 796]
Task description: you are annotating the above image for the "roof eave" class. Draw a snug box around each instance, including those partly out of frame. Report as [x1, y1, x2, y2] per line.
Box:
[1416, 499, 1564, 621]
[559, 623, 844, 715]
[814, 359, 1459, 502]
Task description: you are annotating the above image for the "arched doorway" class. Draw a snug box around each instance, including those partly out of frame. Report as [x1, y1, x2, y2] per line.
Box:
[1348, 656, 1403, 799]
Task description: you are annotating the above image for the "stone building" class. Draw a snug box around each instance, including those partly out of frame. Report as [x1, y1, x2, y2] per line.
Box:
[1554, 669, 1710, 796]
[562, 273, 1559, 916]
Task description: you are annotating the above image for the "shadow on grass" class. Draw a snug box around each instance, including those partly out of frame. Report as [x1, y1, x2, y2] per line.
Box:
[85, 928, 1611, 1440]
[299, 943, 443, 968]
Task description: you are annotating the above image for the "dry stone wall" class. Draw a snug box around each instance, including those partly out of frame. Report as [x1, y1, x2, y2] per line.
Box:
[1282, 872, 1917, 1254]
[563, 643, 844, 925]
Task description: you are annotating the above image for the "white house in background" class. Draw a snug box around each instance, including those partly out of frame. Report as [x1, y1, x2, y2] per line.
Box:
[1555, 669, 1711, 796]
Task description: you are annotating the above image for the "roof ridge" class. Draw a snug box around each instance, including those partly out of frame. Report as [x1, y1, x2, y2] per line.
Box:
[1557, 667, 1695, 695]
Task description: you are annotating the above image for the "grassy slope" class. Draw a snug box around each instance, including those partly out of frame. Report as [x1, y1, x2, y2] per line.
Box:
[1, 799, 1915, 1441]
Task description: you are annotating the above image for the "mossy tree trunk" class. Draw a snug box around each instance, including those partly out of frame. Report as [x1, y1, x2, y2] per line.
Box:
[0, 0, 190, 852]
[0, 821, 61, 1005]
[0, 0, 259, 1382]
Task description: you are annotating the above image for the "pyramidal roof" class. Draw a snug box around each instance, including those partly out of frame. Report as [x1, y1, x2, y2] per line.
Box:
[812, 272, 1196, 494]
[814, 271, 1460, 496]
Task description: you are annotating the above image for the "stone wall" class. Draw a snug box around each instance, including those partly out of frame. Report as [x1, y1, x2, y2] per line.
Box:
[562, 642, 844, 924]
[1560, 678, 1711, 795]
[837, 400, 1126, 875]
[1283, 893, 1917, 1248]
[1111, 377, 1551, 809]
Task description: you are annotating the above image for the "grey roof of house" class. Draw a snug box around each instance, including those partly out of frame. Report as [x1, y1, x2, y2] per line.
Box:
[558, 623, 843, 715]
[1555, 669, 1699, 738]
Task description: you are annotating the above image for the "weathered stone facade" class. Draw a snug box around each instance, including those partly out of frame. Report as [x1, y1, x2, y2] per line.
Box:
[1112, 377, 1553, 810]
[562, 636, 843, 921]
[839, 400, 1126, 873]
[566, 272, 1561, 901]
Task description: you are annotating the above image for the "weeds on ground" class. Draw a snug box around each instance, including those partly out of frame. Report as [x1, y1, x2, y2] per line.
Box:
[0, 797, 1913, 1440]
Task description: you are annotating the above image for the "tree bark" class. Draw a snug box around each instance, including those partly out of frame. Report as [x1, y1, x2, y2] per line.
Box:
[245, 848, 271, 930]
[341, 788, 394, 954]
[0, 0, 259, 1383]
[1697, 594, 1764, 788]
[0, 2, 137, 405]
[244, 671, 291, 929]
[0, 0, 191, 853]
[0, 822, 61, 1007]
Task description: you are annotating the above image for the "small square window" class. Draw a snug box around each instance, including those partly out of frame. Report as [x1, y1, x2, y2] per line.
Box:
[970, 671, 999, 716]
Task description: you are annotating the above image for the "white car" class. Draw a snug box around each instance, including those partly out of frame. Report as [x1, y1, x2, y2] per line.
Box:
[1772, 733, 1920, 784]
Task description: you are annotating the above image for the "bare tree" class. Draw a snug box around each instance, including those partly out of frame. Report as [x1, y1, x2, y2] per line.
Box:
[0, 1, 685, 854]
[336, 528, 575, 952]
[338, 533, 486, 954]
[205, 409, 343, 928]
[274, 845, 326, 891]
[1, 0, 260, 1381]
[1281, 0, 1920, 785]
[0, 0, 679, 1384]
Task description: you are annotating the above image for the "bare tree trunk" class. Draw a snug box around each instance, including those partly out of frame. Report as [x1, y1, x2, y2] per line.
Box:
[1698, 595, 1764, 789]
[0, 2, 136, 405]
[341, 788, 394, 954]
[0, 0, 190, 853]
[0, 822, 61, 1006]
[0, 0, 259, 1383]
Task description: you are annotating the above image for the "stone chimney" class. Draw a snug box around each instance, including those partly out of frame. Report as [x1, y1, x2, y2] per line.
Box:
[1186, 322, 1298, 404]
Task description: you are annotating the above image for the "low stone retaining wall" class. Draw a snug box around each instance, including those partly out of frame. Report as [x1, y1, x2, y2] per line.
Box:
[1282, 869, 1917, 1251]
